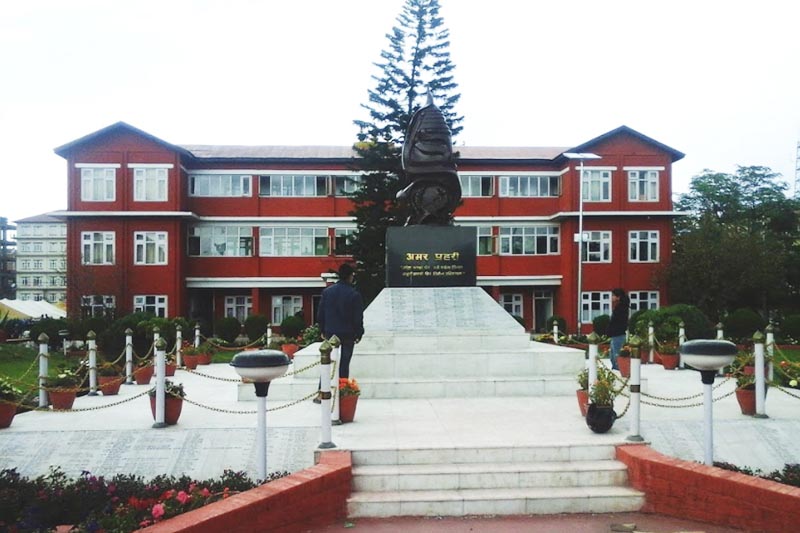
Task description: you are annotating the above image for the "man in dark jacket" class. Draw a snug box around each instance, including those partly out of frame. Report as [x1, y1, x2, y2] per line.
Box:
[607, 288, 629, 370]
[317, 263, 364, 379]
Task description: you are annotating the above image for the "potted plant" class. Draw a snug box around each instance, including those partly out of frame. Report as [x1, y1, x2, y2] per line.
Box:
[279, 315, 305, 358]
[196, 342, 213, 365]
[735, 374, 756, 415]
[616, 345, 632, 377]
[586, 366, 618, 433]
[181, 342, 201, 370]
[97, 362, 124, 396]
[657, 341, 680, 370]
[164, 352, 177, 376]
[0, 377, 22, 428]
[338, 377, 360, 423]
[149, 380, 186, 425]
[134, 358, 155, 384]
[576, 367, 589, 417]
[45, 368, 82, 410]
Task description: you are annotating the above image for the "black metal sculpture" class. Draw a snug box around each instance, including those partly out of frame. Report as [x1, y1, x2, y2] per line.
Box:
[398, 93, 460, 225]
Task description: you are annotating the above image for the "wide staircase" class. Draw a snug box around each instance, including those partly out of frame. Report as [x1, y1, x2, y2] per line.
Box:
[347, 443, 645, 517]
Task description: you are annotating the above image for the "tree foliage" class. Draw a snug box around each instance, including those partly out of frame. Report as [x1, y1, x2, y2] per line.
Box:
[349, 0, 462, 305]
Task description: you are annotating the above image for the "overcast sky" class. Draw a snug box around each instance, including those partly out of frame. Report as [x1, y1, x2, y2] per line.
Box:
[1, 0, 798, 223]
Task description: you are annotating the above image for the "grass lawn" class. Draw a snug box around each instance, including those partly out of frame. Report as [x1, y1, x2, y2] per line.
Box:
[0, 344, 77, 393]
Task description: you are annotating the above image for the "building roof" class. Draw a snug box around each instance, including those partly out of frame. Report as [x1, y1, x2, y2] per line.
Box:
[0, 298, 66, 319]
[15, 212, 67, 224]
[54, 121, 194, 159]
[569, 125, 685, 162]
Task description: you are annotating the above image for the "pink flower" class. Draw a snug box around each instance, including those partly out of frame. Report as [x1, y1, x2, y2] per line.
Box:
[152, 503, 165, 519]
[176, 490, 190, 504]
[200, 487, 211, 498]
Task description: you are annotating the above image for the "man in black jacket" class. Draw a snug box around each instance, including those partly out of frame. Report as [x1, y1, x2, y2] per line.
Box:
[317, 263, 364, 379]
[607, 288, 629, 370]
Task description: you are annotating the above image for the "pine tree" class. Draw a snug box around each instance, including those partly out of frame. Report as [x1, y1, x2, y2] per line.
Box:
[349, 0, 463, 305]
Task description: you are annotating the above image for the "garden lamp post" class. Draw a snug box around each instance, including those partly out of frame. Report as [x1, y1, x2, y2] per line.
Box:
[230, 349, 290, 481]
[679, 340, 737, 466]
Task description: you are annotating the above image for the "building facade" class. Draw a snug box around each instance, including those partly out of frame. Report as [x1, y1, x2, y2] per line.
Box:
[55, 122, 683, 332]
[0, 217, 16, 300]
[14, 213, 67, 304]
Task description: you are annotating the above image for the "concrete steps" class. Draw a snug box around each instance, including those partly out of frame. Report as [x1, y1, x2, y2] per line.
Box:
[346, 445, 644, 518]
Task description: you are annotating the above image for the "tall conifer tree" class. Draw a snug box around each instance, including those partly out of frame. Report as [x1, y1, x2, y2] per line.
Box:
[349, 0, 462, 305]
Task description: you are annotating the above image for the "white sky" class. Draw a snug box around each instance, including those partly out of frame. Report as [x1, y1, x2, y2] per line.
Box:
[1, 0, 799, 223]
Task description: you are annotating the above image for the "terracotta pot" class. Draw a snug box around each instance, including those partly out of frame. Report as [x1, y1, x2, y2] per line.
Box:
[576, 389, 589, 417]
[660, 353, 680, 370]
[339, 394, 358, 423]
[49, 390, 77, 410]
[183, 354, 200, 369]
[165, 363, 177, 376]
[197, 353, 212, 365]
[135, 365, 154, 385]
[736, 388, 756, 415]
[98, 376, 122, 396]
[281, 343, 299, 359]
[149, 395, 184, 425]
[586, 403, 616, 433]
[640, 349, 651, 364]
[0, 402, 17, 428]
[618, 356, 631, 378]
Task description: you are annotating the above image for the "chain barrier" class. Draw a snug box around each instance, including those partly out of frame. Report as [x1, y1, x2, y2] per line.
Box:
[614, 390, 632, 419]
[132, 342, 155, 362]
[182, 389, 319, 415]
[198, 333, 267, 352]
[107, 345, 127, 366]
[640, 376, 732, 402]
[8, 352, 43, 386]
[774, 385, 800, 400]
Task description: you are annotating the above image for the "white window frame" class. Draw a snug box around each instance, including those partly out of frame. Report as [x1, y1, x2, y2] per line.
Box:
[188, 225, 253, 257]
[133, 167, 168, 202]
[271, 295, 302, 324]
[499, 225, 560, 255]
[133, 295, 168, 317]
[259, 174, 327, 197]
[334, 175, 362, 196]
[629, 230, 659, 262]
[32, 259, 43, 270]
[582, 169, 612, 202]
[581, 291, 612, 324]
[189, 174, 252, 197]
[460, 175, 494, 197]
[627, 168, 661, 202]
[134, 231, 168, 265]
[499, 174, 560, 198]
[500, 293, 523, 317]
[81, 231, 115, 265]
[477, 226, 494, 256]
[582, 230, 612, 263]
[81, 295, 115, 318]
[79, 166, 117, 202]
[224, 295, 252, 322]
[259, 227, 329, 256]
[629, 291, 659, 312]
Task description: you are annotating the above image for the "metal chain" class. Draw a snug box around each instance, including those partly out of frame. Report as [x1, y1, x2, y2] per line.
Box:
[9, 352, 42, 385]
[284, 359, 320, 377]
[199, 333, 267, 352]
[185, 369, 242, 382]
[182, 389, 319, 414]
[614, 391, 632, 419]
[619, 386, 737, 408]
[25, 388, 153, 413]
[774, 385, 800, 400]
[641, 376, 732, 402]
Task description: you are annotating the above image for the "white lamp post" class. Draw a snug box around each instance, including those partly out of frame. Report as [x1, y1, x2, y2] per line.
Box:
[563, 152, 601, 334]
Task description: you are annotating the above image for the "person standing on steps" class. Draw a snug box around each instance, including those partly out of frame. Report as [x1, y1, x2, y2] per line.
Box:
[314, 263, 365, 402]
[607, 288, 629, 370]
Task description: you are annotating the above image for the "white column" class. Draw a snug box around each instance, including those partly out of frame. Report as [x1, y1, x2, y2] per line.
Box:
[153, 338, 167, 428]
[552, 321, 559, 343]
[753, 332, 767, 418]
[267, 324, 273, 347]
[587, 338, 598, 393]
[647, 321, 655, 365]
[194, 324, 201, 348]
[175, 325, 183, 368]
[257, 395, 267, 480]
[318, 341, 335, 449]
[331, 338, 341, 424]
[627, 351, 643, 441]
[678, 321, 686, 369]
[38, 333, 49, 408]
[87, 331, 98, 396]
[125, 328, 134, 384]
[765, 324, 775, 383]
[703, 381, 714, 466]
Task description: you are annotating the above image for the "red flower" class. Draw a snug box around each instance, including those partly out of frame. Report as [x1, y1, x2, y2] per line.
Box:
[176, 490, 190, 504]
[152, 503, 165, 519]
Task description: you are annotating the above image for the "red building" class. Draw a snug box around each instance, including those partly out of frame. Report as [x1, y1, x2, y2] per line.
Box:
[54, 122, 683, 333]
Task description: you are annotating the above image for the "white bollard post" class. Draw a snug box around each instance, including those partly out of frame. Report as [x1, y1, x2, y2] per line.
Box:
[678, 321, 686, 369]
[194, 324, 201, 348]
[318, 340, 336, 449]
[330, 336, 342, 424]
[765, 323, 775, 383]
[647, 321, 655, 365]
[175, 325, 183, 368]
[587, 332, 599, 392]
[753, 332, 768, 418]
[87, 331, 98, 396]
[553, 321, 559, 344]
[627, 340, 643, 441]
[703, 379, 714, 466]
[716, 322, 724, 340]
[256, 393, 267, 480]
[125, 328, 134, 384]
[38, 333, 49, 408]
[153, 338, 167, 428]
[267, 324, 273, 346]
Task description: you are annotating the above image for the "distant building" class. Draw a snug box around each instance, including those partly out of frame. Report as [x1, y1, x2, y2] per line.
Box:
[0, 217, 16, 300]
[54, 122, 683, 332]
[14, 213, 67, 305]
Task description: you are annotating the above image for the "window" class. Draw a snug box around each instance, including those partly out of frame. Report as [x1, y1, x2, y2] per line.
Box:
[81, 232, 115, 265]
[581, 292, 611, 323]
[259, 227, 329, 256]
[19, 243, 30, 253]
[500, 293, 523, 317]
[628, 170, 659, 202]
[582, 169, 612, 201]
[334, 175, 362, 196]
[499, 226, 559, 255]
[32, 276, 42, 287]
[33, 242, 42, 252]
[133, 168, 168, 201]
[225, 296, 252, 322]
[334, 228, 355, 256]
[134, 232, 168, 265]
[80, 167, 116, 201]
[582, 231, 611, 263]
[188, 226, 253, 257]
[460, 175, 493, 197]
[629, 291, 659, 312]
[134, 295, 168, 317]
[19, 277, 29, 287]
[259, 175, 327, 197]
[20, 260, 30, 270]
[33, 260, 43, 270]
[47, 293, 57, 303]
[629, 231, 659, 262]
[189, 174, 252, 197]
[49, 276, 59, 287]
[477, 227, 493, 255]
[19, 293, 29, 301]
[499, 175, 560, 197]
[48, 242, 60, 253]
[272, 295, 302, 324]
[49, 259, 58, 270]
[81, 295, 116, 318]
[33, 294, 43, 302]
[59, 259, 66, 270]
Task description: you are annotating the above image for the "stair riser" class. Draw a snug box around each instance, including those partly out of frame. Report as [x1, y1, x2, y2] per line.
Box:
[351, 446, 616, 466]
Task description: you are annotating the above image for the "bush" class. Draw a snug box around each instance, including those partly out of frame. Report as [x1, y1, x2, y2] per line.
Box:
[629, 304, 713, 342]
[545, 315, 566, 334]
[244, 314, 269, 342]
[29, 318, 69, 348]
[592, 314, 610, 336]
[779, 314, 800, 342]
[280, 314, 305, 340]
[214, 316, 241, 343]
[723, 308, 766, 341]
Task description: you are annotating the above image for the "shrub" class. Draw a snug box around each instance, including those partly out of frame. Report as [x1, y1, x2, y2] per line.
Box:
[280, 314, 305, 340]
[629, 304, 712, 342]
[723, 308, 766, 341]
[545, 315, 566, 334]
[244, 314, 269, 342]
[214, 316, 241, 343]
[592, 314, 610, 336]
[779, 314, 800, 341]
[29, 318, 69, 348]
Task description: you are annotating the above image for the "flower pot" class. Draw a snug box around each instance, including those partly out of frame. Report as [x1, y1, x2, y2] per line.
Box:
[135, 365, 154, 385]
[339, 394, 358, 423]
[183, 354, 200, 370]
[0, 402, 17, 428]
[197, 353, 212, 365]
[49, 390, 77, 410]
[165, 363, 177, 376]
[149, 395, 184, 425]
[576, 389, 589, 417]
[735, 388, 756, 415]
[281, 343, 299, 359]
[99, 376, 122, 396]
[618, 356, 631, 378]
[660, 353, 680, 370]
[586, 403, 616, 433]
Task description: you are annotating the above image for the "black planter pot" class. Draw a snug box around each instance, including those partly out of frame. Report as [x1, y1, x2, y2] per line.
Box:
[586, 404, 616, 433]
